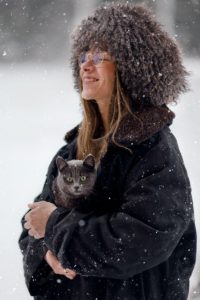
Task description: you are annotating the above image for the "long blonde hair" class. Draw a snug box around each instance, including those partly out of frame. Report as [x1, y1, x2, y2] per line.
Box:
[76, 71, 133, 162]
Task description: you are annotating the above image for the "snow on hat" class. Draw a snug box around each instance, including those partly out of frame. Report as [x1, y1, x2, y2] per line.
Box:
[70, 2, 188, 108]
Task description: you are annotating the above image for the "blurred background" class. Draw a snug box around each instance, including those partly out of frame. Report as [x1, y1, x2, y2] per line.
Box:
[0, 0, 199, 299]
[1, 0, 200, 62]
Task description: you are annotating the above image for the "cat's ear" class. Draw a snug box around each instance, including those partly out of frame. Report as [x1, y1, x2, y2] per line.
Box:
[83, 154, 95, 170]
[56, 156, 68, 172]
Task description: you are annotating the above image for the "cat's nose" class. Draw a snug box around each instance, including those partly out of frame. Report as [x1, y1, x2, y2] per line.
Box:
[74, 186, 80, 191]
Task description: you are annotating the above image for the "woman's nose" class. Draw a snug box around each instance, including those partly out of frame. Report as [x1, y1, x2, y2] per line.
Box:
[81, 59, 94, 71]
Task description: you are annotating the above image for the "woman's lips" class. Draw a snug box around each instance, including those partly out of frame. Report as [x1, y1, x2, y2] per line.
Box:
[82, 77, 99, 83]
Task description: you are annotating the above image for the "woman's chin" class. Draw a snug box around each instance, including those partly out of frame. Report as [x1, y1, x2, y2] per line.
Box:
[81, 91, 96, 100]
[81, 89, 95, 100]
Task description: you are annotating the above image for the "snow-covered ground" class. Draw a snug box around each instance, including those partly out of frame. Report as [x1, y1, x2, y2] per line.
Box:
[0, 59, 199, 299]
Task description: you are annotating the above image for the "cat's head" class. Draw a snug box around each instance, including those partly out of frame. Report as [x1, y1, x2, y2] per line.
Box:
[55, 154, 97, 199]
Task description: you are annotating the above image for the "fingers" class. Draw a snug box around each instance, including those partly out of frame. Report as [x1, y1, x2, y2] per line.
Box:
[24, 218, 40, 238]
[27, 228, 41, 239]
[28, 202, 39, 209]
[24, 209, 34, 222]
[24, 212, 30, 222]
[28, 228, 35, 237]
[65, 268, 76, 276]
[27, 201, 45, 209]
[49, 257, 76, 279]
[24, 221, 31, 230]
[45, 251, 77, 279]
[24, 221, 41, 239]
[64, 268, 77, 280]
[28, 201, 55, 209]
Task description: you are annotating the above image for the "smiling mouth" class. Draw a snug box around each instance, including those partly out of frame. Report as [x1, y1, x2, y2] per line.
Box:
[83, 78, 99, 83]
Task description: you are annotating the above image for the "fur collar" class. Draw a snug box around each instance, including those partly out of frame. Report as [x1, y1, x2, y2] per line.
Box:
[64, 106, 175, 146]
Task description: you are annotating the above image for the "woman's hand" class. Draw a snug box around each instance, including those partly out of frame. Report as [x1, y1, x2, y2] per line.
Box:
[24, 201, 57, 239]
[45, 250, 77, 280]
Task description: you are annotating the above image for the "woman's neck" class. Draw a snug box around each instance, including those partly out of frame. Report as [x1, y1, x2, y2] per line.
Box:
[96, 99, 111, 132]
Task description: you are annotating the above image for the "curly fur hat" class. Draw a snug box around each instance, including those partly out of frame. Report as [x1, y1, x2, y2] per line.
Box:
[70, 2, 188, 108]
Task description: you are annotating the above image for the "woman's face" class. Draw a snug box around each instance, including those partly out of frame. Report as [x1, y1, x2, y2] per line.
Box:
[79, 51, 116, 105]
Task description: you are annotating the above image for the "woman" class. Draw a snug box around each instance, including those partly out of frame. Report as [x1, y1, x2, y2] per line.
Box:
[19, 3, 196, 300]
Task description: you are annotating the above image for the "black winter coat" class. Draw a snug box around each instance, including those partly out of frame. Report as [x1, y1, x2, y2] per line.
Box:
[19, 106, 196, 300]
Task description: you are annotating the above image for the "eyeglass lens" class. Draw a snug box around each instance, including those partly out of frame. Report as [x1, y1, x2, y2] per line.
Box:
[79, 53, 105, 66]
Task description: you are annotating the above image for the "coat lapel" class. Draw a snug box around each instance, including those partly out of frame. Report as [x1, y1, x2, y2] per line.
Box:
[64, 106, 175, 146]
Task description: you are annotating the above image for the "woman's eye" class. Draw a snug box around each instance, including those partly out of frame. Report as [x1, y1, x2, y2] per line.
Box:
[80, 176, 87, 182]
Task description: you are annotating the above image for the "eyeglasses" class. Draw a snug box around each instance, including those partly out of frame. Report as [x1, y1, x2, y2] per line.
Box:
[78, 52, 112, 67]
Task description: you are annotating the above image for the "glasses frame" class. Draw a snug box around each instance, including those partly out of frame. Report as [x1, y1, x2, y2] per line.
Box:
[79, 52, 112, 67]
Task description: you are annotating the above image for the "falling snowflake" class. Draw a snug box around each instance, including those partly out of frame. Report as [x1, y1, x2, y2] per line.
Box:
[57, 279, 62, 284]
[78, 219, 85, 227]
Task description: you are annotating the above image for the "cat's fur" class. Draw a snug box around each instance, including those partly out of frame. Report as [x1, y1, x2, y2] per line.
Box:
[52, 154, 97, 209]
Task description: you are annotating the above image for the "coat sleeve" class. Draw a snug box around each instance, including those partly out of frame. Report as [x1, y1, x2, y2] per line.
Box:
[18, 145, 69, 295]
[44, 134, 193, 280]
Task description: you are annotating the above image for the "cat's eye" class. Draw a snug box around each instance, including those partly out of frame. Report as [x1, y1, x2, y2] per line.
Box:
[64, 176, 73, 183]
[80, 175, 87, 182]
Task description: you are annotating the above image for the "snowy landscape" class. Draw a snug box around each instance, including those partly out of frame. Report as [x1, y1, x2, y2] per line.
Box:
[0, 58, 199, 299]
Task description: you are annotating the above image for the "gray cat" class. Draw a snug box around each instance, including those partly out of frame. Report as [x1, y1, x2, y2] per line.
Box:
[52, 154, 97, 209]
